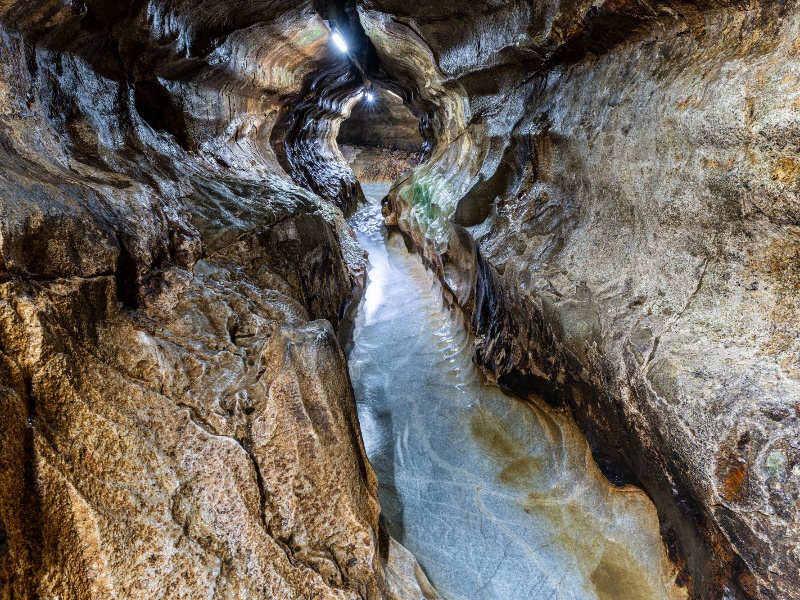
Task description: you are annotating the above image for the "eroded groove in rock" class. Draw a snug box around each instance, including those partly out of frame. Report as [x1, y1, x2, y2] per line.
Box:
[337, 86, 422, 184]
[0, 1, 433, 598]
[348, 185, 683, 600]
[1, 0, 798, 598]
[366, 1, 800, 598]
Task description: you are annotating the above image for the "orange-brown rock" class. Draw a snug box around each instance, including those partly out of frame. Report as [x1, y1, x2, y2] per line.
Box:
[0, 1, 434, 598]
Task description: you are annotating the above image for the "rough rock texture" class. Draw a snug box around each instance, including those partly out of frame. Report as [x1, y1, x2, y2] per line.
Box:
[338, 88, 422, 153]
[0, 1, 433, 598]
[3, 0, 799, 598]
[340, 145, 419, 185]
[348, 194, 683, 599]
[338, 88, 422, 184]
[365, 1, 800, 598]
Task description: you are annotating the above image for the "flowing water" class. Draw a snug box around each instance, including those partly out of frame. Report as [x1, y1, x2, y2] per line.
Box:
[347, 183, 681, 600]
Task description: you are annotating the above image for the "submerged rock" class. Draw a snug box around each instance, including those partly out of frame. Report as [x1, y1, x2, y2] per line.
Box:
[369, 1, 800, 597]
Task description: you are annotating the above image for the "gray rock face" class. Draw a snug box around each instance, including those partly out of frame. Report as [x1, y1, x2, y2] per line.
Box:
[340, 145, 420, 185]
[365, 1, 800, 597]
[0, 1, 430, 598]
[338, 88, 423, 153]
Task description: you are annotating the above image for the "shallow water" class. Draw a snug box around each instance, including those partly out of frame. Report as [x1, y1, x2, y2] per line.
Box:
[348, 183, 680, 600]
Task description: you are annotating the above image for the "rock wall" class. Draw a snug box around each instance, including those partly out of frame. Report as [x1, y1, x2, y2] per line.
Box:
[2, 0, 799, 597]
[337, 88, 422, 184]
[0, 1, 434, 598]
[337, 88, 422, 153]
[365, 1, 800, 597]
[340, 145, 419, 184]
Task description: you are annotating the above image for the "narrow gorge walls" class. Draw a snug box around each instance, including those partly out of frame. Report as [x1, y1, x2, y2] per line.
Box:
[0, 1, 430, 598]
[364, 1, 800, 597]
[1, 0, 798, 599]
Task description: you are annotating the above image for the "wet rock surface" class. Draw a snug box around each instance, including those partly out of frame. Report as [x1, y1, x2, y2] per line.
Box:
[338, 88, 422, 184]
[340, 145, 419, 185]
[368, 1, 800, 597]
[348, 185, 682, 600]
[0, 1, 427, 598]
[1, 0, 798, 598]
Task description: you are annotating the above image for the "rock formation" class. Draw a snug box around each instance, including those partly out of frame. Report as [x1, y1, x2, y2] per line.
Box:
[0, 1, 431, 598]
[338, 87, 422, 183]
[0, 0, 798, 599]
[368, 1, 800, 597]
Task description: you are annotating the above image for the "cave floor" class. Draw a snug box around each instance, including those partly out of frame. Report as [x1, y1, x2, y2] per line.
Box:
[346, 183, 682, 600]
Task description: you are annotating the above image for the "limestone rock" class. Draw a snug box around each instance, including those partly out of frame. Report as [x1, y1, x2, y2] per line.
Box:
[0, 1, 431, 598]
[369, 1, 800, 597]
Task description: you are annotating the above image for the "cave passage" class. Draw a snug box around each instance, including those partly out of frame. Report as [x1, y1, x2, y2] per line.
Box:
[345, 184, 682, 600]
[336, 87, 423, 184]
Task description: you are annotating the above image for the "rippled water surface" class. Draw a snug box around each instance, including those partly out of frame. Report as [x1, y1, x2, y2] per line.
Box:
[347, 183, 681, 600]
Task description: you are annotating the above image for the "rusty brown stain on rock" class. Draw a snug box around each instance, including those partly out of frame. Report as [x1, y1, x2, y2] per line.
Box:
[717, 432, 752, 501]
[469, 410, 521, 465]
[779, 353, 800, 378]
[590, 541, 662, 600]
[771, 156, 800, 183]
[720, 455, 748, 501]
[469, 409, 546, 489]
[518, 492, 677, 600]
[497, 456, 543, 488]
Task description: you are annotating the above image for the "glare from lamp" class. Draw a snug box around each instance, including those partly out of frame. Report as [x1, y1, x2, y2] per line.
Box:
[332, 31, 348, 53]
[366, 92, 375, 102]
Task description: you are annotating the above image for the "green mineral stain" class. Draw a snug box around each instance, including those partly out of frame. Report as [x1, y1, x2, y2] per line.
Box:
[765, 450, 788, 481]
[411, 180, 441, 227]
[299, 28, 324, 45]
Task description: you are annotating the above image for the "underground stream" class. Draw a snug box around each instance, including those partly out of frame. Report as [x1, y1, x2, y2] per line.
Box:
[344, 182, 682, 600]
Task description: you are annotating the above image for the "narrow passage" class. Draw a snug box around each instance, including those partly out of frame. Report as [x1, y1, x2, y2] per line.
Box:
[346, 184, 682, 600]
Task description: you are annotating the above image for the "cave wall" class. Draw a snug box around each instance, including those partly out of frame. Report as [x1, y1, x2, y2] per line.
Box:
[2, 0, 798, 597]
[336, 88, 422, 184]
[365, 1, 800, 598]
[337, 88, 422, 152]
[0, 1, 434, 598]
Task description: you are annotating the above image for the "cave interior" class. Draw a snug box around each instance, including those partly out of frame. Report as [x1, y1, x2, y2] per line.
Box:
[0, 0, 798, 599]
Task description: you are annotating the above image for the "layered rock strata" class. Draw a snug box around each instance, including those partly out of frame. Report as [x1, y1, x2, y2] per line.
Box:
[337, 87, 422, 184]
[2, 0, 799, 598]
[340, 145, 419, 185]
[364, 1, 800, 597]
[0, 1, 431, 598]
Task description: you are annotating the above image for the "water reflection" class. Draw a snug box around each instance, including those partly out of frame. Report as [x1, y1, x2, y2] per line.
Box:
[347, 183, 682, 600]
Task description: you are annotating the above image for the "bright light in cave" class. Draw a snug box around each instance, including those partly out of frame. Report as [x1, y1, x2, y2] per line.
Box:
[331, 31, 348, 52]
[365, 92, 374, 102]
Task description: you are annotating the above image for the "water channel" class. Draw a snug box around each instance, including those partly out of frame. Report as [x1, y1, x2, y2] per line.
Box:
[346, 183, 681, 600]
